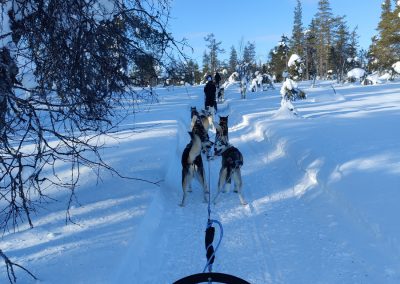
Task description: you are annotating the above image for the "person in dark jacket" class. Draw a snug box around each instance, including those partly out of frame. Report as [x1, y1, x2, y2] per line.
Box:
[214, 71, 221, 88]
[204, 75, 217, 113]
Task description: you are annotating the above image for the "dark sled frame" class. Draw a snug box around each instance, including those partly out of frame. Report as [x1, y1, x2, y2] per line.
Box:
[173, 272, 250, 284]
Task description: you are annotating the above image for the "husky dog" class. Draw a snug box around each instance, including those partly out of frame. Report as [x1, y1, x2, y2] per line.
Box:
[190, 107, 214, 132]
[214, 115, 229, 156]
[180, 132, 210, 206]
[213, 143, 247, 205]
[240, 80, 247, 99]
[217, 87, 225, 102]
[190, 107, 214, 159]
[200, 108, 214, 131]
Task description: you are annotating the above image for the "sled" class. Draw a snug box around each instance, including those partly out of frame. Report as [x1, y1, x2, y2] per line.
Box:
[173, 272, 250, 284]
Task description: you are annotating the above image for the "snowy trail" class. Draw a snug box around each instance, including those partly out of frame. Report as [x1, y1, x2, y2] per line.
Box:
[117, 88, 283, 283]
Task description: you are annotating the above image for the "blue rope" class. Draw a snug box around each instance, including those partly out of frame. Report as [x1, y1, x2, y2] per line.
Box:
[207, 159, 212, 220]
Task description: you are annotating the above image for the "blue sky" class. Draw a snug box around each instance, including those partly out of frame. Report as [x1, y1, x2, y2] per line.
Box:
[169, 0, 382, 64]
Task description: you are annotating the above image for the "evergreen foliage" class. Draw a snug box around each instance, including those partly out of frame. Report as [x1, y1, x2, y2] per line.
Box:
[204, 33, 225, 75]
[369, 0, 400, 71]
[290, 0, 304, 57]
[314, 0, 335, 77]
[228, 46, 238, 74]
[268, 35, 290, 82]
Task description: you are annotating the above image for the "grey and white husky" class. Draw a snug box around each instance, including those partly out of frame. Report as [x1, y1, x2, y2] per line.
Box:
[217, 87, 225, 102]
[213, 142, 247, 205]
[180, 131, 210, 206]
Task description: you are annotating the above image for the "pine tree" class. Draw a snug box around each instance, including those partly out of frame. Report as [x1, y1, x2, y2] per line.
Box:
[184, 60, 201, 85]
[371, 0, 398, 71]
[268, 35, 291, 82]
[392, 0, 400, 60]
[243, 41, 256, 64]
[228, 46, 238, 74]
[314, 0, 335, 77]
[243, 41, 257, 75]
[202, 51, 211, 76]
[330, 16, 351, 82]
[304, 19, 318, 80]
[290, 0, 304, 56]
[367, 35, 380, 71]
[204, 33, 225, 74]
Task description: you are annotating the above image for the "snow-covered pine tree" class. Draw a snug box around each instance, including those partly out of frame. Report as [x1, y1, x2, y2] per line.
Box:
[268, 34, 290, 82]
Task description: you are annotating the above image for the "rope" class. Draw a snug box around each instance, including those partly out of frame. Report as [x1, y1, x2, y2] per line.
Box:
[207, 159, 212, 220]
[203, 157, 224, 274]
[203, 219, 224, 273]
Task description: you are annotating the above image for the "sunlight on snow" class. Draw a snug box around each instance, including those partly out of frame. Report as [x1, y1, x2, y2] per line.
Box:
[328, 154, 400, 184]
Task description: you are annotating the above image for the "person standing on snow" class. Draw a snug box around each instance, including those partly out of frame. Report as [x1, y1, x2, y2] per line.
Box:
[204, 75, 217, 113]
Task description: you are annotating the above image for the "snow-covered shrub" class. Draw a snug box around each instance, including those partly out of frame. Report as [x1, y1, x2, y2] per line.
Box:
[379, 72, 393, 81]
[280, 78, 306, 102]
[347, 68, 366, 82]
[392, 61, 400, 74]
[250, 73, 264, 92]
[362, 72, 382, 85]
[287, 54, 304, 80]
[262, 74, 275, 90]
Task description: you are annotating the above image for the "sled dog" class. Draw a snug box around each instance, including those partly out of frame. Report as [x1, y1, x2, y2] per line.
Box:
[214, 115, 229, 156]
[190, 107, 213, 133]
[213, 143, 247, 205]
[217, 87, 225, 102]
[180, 132, 209, 206]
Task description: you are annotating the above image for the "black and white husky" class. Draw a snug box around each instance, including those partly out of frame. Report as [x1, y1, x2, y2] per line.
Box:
[214, 115, 229, 156]
[190, 106, 214, 132]
[213, 142, 247, 205]
[180, 132, 211, 206]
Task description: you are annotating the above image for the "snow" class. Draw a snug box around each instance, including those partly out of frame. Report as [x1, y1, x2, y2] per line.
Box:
[379, 72, 393, 81]
[288, 54, 301, 67]
[365, 72, 383, 85]
[280, 78, 297, 96]
[393, 61, 400, 74]
[1, 79, 400, 283]
[347, 68, 366, 79]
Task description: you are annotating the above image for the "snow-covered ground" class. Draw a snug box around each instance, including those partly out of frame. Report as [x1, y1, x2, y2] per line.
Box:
[1, 79, 400, 284]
